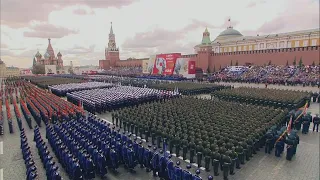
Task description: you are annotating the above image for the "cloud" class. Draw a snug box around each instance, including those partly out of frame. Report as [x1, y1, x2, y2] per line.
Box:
[256, 0, 319, 34]
[64, 45, 96, 54]
[246, 0, 266, 8]
[23, 23, 78, 38]
[0, 0, 139, 27]
[73, 9, 88, 15]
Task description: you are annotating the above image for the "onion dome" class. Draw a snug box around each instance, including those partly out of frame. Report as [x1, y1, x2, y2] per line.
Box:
[44, 51, 51, 59]
[57, 52, 62, 57]
[35, 51, 42, 58]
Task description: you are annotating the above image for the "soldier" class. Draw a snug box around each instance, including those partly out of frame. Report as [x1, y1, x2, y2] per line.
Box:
[127, 144, 136, 172]
[275, 136, 284, 157]
[312, 114, 320, 132]
[192, 169, 202, 180]
[182, 164, 193, 180]
[143, 144, 153, 172]
[151, 147, 159, 177]
[211, 151, 220, 176]
[173, 161, 183, 180]
[286, 138, 295, 161]
[302, 115, 310, 134]
[265, 131, 274, 154]
[221, 153, 232, 180]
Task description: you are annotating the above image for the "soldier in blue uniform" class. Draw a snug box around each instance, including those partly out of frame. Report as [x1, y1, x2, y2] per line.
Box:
[151, 147, 160, 177]
[127, 144, 136, 172]
[110, 145, 119, 171]
[182, 164, 193, 180]
[275, 136, 284, 157]
[193, 169, 202, 180]
[173, 161, 183, 180]
[138, 141, 145, 168]
[286, 139, 295, 161]
[144, 144, 153, 172]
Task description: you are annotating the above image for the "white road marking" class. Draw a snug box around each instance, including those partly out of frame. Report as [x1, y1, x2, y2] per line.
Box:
[0, 168, 3, 180]
[0, 141, 3, 155]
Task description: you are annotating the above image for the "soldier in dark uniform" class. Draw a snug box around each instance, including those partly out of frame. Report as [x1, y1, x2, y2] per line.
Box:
[312, 114, 320, 132]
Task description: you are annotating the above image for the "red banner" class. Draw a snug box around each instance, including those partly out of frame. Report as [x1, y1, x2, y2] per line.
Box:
[153, 53, 181, 75]
[188, 61, 196, 74]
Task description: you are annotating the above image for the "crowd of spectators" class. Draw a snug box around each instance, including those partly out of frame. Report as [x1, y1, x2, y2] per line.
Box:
[209, 65, 319, 87]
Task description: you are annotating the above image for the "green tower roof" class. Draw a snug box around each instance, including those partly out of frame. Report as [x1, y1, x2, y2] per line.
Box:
[201, 27, 211, 45]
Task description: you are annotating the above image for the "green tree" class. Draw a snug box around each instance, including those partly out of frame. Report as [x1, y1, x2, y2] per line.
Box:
[298, 57, 303, 67]
[286, 60, 289, 66]
[230, 60, 233, 66]
[235, 60, 239, 66]
[293, 56, 296, 66]
[268, 60, 272, 65]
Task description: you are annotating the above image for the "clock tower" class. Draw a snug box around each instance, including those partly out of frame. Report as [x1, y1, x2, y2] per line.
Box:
[105, 22, 119, 67]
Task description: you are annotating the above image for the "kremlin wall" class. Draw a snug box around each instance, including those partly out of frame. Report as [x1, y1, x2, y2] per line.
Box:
[99, 22, 320, 72]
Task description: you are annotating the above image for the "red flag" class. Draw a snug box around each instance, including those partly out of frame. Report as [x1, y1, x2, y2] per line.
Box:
[287, 115, 292, 134]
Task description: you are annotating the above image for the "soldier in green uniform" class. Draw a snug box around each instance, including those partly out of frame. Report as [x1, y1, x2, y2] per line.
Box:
[211, 151, 221, 176]
[222, 152, 232, 180]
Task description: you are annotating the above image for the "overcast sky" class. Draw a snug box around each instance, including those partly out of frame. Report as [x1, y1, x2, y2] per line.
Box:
[0, 0, 319, 68]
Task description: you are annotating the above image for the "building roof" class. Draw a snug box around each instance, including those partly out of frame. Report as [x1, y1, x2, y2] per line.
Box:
[211, 28, 320, 45]
[57, 52, 62, 56]
[216, 27, 243, 40]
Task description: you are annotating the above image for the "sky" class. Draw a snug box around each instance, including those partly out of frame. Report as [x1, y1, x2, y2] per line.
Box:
[0, 0, 319, 68]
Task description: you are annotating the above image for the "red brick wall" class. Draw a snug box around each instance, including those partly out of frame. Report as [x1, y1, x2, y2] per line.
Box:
[207, 46, 320, 71]
[99, 60, 110, 69]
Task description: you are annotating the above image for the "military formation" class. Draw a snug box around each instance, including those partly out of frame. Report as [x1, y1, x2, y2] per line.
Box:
[114, 97, 287, 179]
[49, 82, 114, 96]
[45, 114, 215, 179]
[213, 87, 311, 109]
[22, 76, 84, 89]
[149, 82, 230, 95]
[67, 86, 179, 113]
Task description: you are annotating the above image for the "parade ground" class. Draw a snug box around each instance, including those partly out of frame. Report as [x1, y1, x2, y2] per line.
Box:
[0, 83, 319, 180]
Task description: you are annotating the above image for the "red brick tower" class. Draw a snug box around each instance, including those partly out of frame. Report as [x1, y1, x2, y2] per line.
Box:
[105, 22, 119, 67]
[197, 28, 212, 72]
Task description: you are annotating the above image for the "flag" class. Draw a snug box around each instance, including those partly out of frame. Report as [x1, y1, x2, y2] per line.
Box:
[287, 115, 292, 134]
[294, 101, 308, 123]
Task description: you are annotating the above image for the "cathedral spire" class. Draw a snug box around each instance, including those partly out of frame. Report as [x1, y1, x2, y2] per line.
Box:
[110, 22, 114, 35]
[46, 38, 55, 57]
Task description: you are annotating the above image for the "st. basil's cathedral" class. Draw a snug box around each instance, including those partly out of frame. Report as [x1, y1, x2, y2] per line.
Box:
[33, 38, 64, 73]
